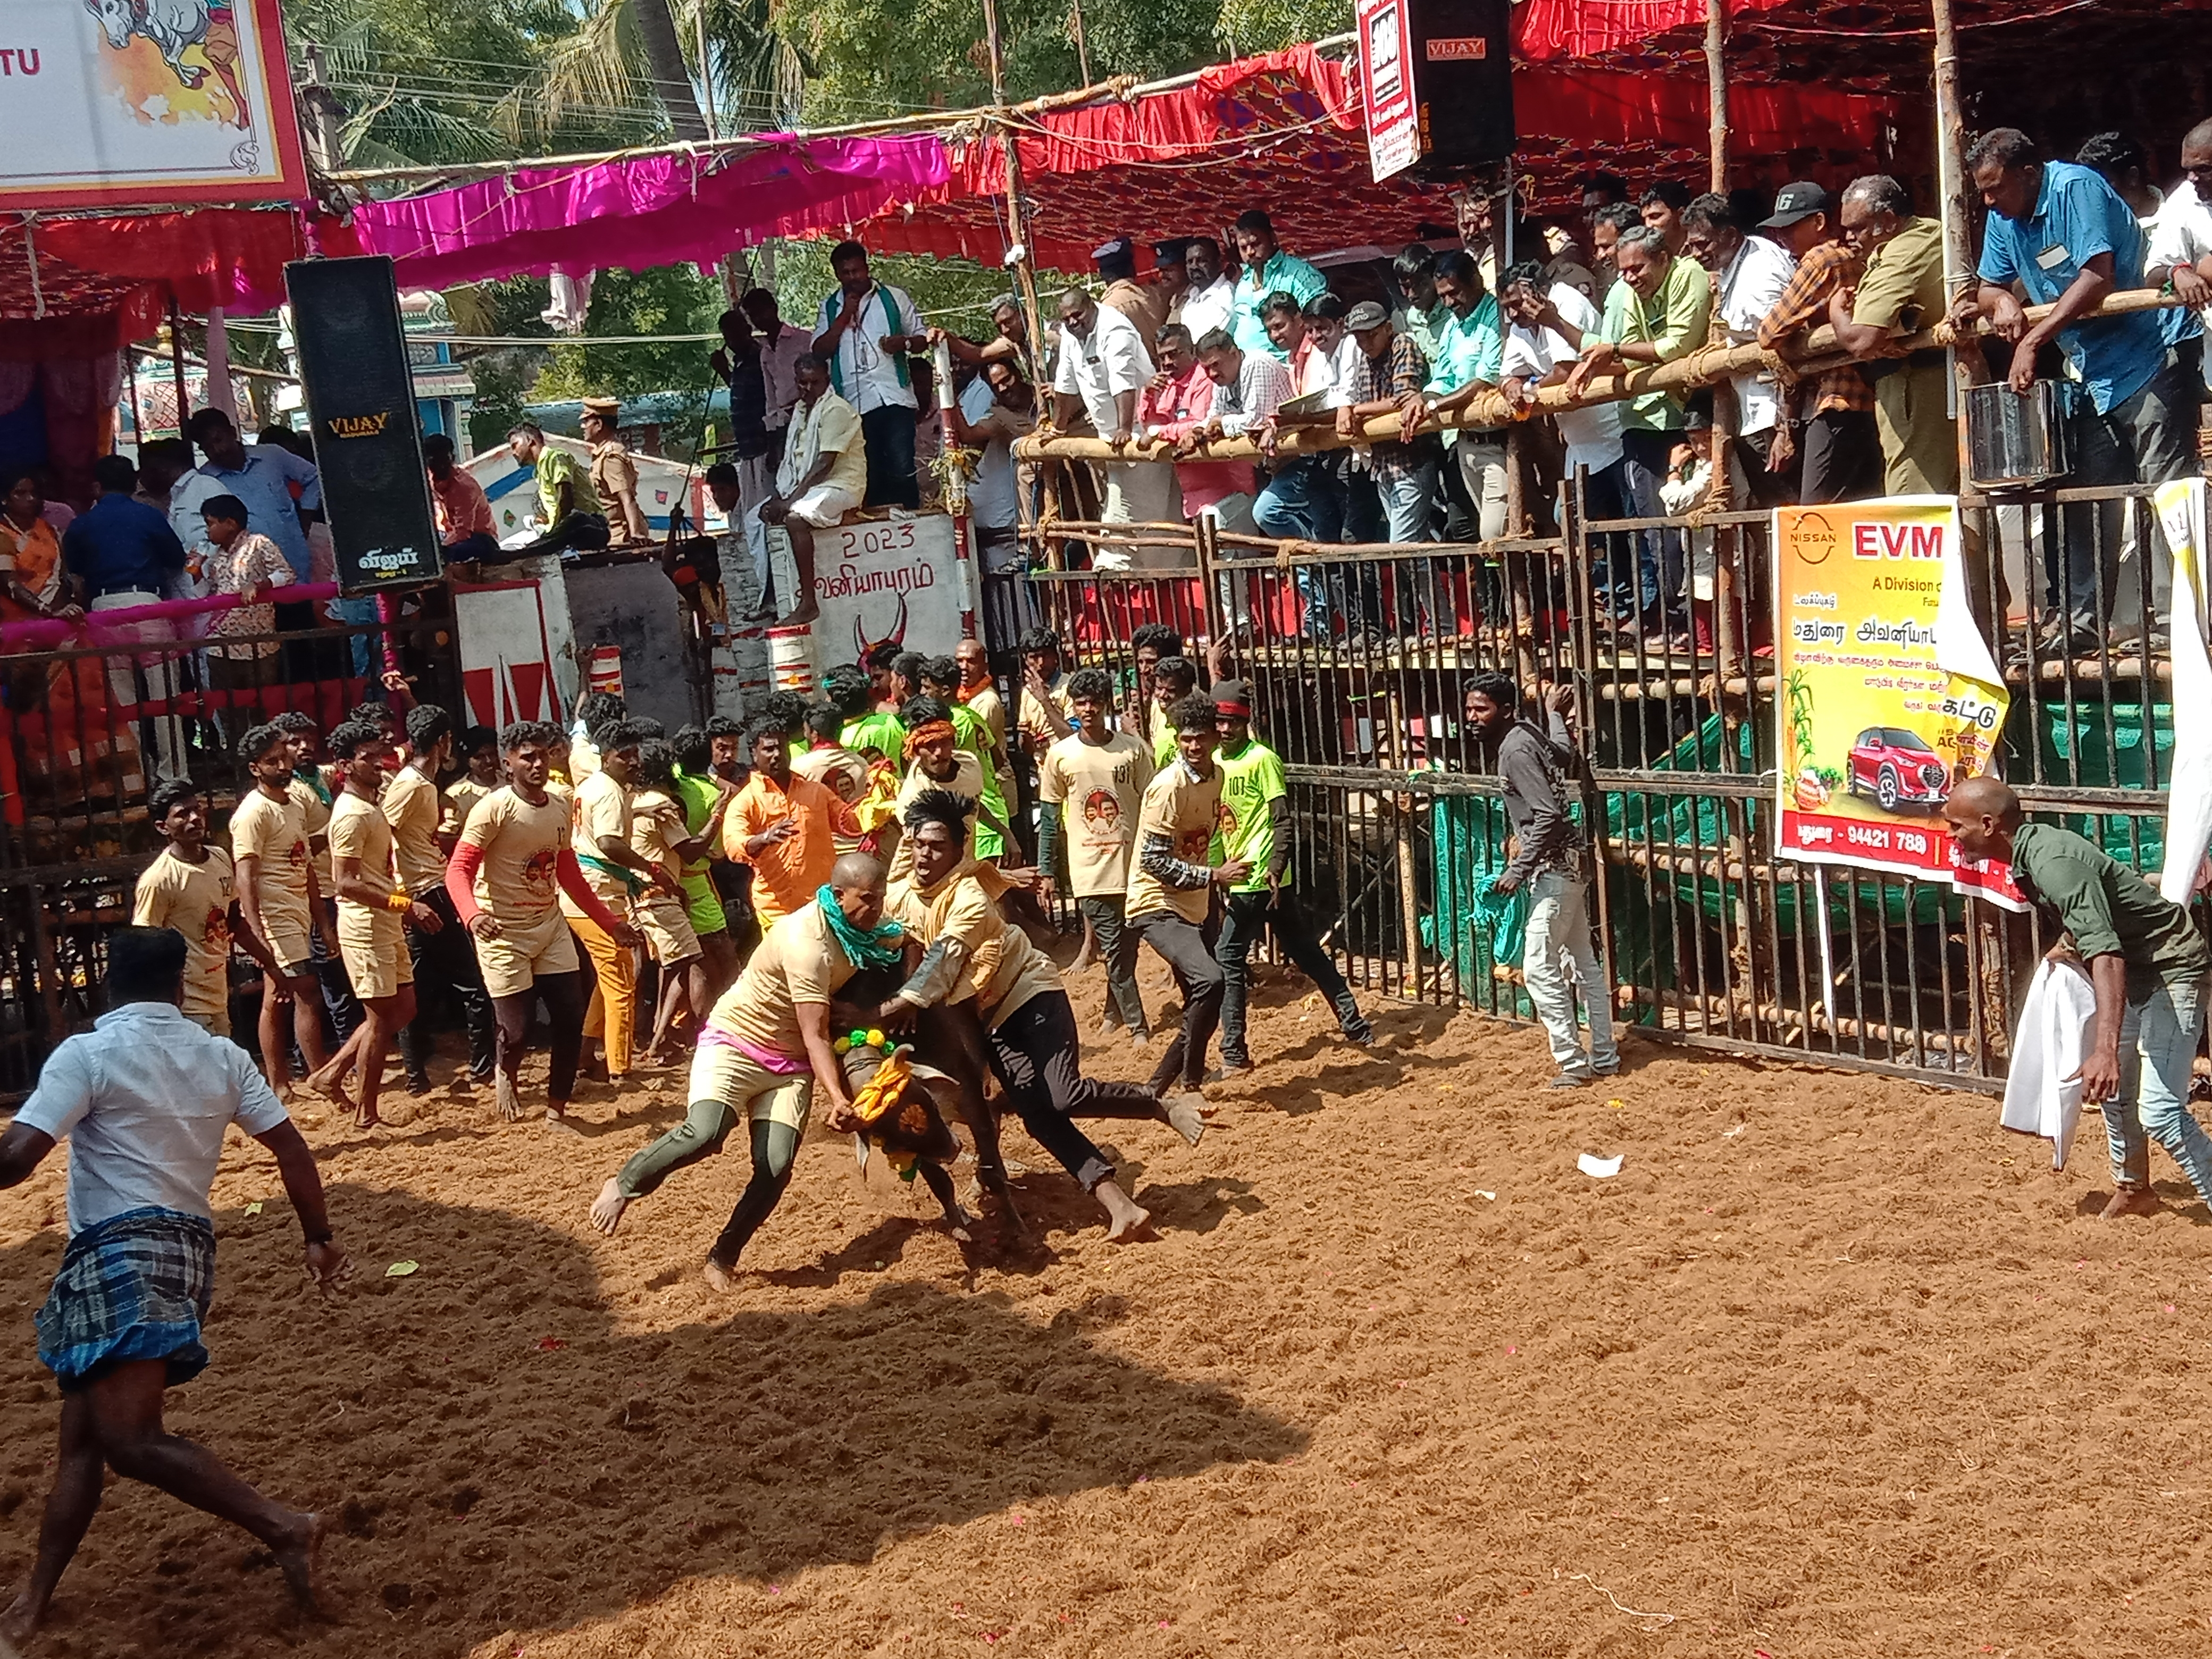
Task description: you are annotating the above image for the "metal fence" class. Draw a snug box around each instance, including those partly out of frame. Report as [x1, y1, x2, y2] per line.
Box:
[0, 602, 459, 1102]
[1013, 477, 2176, 1096]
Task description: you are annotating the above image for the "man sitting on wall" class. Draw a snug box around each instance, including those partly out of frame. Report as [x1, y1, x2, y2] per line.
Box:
[757, 353, 866, 629]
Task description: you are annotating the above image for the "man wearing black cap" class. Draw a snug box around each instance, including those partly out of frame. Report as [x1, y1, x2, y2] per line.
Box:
[1097, 236, 1168, 349]
[1755, 182, 1880, 505]
[1209, 682, 1376, 1076]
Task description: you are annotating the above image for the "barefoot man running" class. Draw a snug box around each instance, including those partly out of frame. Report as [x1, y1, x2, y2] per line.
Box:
[591, 853, 896, 1290]
[0, 927, 350, 1650]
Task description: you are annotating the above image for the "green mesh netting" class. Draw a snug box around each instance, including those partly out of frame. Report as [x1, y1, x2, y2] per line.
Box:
[1426, 795, 1532, 1018]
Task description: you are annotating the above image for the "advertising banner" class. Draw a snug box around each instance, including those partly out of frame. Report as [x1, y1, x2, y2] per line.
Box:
[2, 0, 308, 208]
[2157, 477, 2212, 903]
[1356, 0, 1418, 182]
[806, 514, 965, 664]
[1773, 496, 2021, 906]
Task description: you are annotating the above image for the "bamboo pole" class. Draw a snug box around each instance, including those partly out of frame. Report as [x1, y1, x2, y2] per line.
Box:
[982, 0, 1049, 395]
[1018, 286, 2190, 464]
[1705, 0, 1729, 196]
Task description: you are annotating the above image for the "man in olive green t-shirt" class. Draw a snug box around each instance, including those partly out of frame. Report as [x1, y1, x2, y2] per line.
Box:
[1209, 682, 1375, 1074]
[1828, 176, 1959, 496]
[1946, 776, 2212, 1217]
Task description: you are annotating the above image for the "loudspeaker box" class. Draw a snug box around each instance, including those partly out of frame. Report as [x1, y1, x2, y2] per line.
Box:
[1359, 0, 1514, 183]
[283, 256, 443, 593]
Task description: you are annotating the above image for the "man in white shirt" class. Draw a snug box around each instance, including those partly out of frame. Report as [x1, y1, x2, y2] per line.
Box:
[1499, 261, 1635, 621]
[946, 357, 1038, 568]
[1683, 193, 1799, 507]
[760, 354, 869, 625]
[1052, 287, 1179, 568]
[1175, 238, 1237, 342]
[2142, 119, 2212, 392]
[810, 240, 928, 509]
[0, 927, 350, 1650]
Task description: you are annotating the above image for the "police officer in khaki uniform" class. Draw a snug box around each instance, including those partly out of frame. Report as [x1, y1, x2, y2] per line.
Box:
[582, 397, 651, 543]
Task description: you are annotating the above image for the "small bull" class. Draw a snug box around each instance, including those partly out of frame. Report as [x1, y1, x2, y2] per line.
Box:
[87, 0, 250, 128]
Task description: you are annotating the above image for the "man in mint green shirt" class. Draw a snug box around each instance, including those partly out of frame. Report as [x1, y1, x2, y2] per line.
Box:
[1228, 208, 1326, 361]
[1208, 680, 1375, 1073]
[1397, 249, 1510, 543]
[1566, 224, 1713, 635]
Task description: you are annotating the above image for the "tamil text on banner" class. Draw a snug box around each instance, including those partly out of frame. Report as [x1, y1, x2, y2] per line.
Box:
[802, 515, 966, 665]
[2158, 477, 2212, 904]
[1774, 495, 2022, 906]
[3, 0, 308, 208]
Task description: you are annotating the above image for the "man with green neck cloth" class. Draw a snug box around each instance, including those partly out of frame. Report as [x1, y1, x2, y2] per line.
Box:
[589, 853, 900, 1291]
[1210, 681, 1377, 1076]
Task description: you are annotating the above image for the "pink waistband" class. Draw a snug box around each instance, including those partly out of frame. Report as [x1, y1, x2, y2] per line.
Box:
[699, 1024, 810, 1075]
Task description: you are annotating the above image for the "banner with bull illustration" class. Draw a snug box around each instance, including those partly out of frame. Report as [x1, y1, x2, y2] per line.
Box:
[3, 0, 307, 208]
[1773, 496, 2020, 905]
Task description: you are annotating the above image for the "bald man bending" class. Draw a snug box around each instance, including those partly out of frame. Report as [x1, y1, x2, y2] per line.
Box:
[1946, 777, 2212, 1217]
[591, 853, 898, 1288]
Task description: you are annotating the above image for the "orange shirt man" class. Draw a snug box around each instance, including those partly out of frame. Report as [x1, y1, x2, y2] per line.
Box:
[723, 720, 863, 927]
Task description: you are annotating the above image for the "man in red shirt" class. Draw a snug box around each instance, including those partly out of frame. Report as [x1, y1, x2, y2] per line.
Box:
[424, 433, 498, 567]
[1140, 323, 1259, 534]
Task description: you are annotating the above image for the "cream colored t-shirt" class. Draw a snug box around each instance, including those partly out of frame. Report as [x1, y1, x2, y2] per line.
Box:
[457, 785, 568, 923]
[329, 790, 398, 910]
[230, 787, 315, 945]
[703, 902, 857, 1061]
[1122, 760, 1222, 925]
[890, 751, 987, 881]
[630, 789, 688, 874]
[381, 766, 446, 899]
[792, 744, 874, 855]
[887, 869, 1059, 1029]
[132, 846, 234, 1019]
[1039, 730, 1153, 899]
[445, 775, 492, 834]
[563, 768, 635, 916]
[287, 774, 336, 900]
[1017, 677, 1076, 752]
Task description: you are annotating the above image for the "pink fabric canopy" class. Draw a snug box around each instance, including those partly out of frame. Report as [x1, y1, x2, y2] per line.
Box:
[333, 134, 951, 289]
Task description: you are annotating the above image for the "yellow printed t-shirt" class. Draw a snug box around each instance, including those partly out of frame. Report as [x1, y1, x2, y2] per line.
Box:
[230, 788, 315, 951]
[1122, 760, 1221, 925]
[563, 768, 635, 918]
[381, 766, 446, 899]
[458, 785, 569, 924]
[132, 847, 234, 1019]
[1038, 730, 1153, 900]
[329, 790, 398, 907]
[887, 869, 1060, 1029]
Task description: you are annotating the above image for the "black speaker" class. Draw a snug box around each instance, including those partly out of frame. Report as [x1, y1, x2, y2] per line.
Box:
[1359, 0, 1514, 181]
[283, 256, 443, 594]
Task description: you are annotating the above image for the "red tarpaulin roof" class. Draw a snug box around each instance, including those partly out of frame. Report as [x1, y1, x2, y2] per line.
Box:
[0, 209, 309, 354]
[854, 43, 1899, 270]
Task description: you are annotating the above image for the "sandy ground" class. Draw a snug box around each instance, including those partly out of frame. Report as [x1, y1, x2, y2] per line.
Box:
[4, 955, 2212, 1659]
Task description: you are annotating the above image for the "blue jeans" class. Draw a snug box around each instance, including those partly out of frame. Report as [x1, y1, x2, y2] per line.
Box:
[1618, 428, 1686, 627]
[1258, 457, 1348, 633]
[2109, 975, 2212, 1202]
[329, 595, 378, 678]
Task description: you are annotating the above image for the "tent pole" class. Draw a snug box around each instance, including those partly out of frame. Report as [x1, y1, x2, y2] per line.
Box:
[167, 296, 190, 433]
[1705, 0, 1728, 194]
[982, 0, 1049, 395]
[1931, 0, 1979, 485]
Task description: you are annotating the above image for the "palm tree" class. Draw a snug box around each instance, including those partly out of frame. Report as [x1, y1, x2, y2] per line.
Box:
[512, 0, 811, 147]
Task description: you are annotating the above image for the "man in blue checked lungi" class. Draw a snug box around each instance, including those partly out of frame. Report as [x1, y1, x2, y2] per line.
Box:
[0, 927, 351, 1649]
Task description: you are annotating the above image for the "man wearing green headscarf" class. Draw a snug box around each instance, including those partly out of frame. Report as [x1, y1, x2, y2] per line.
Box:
[589, 852, 899, 1291]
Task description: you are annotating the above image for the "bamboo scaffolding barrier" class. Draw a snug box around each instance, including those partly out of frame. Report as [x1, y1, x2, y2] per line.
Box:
[1016, 287, 2189, 465]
